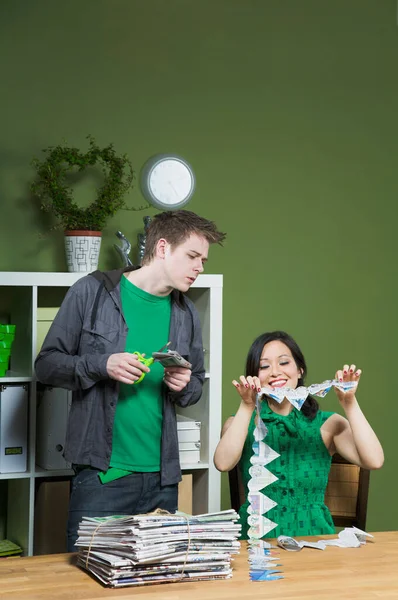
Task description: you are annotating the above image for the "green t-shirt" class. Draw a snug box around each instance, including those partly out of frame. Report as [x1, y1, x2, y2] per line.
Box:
[108, 275, 171, 473]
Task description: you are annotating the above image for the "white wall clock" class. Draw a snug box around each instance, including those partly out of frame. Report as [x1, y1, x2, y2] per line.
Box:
[140, 154, 196, 210]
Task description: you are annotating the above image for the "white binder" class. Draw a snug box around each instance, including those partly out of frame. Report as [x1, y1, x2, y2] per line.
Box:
[0, 384, 28, 473]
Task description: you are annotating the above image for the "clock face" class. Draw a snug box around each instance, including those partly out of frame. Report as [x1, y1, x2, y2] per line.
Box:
[140, 155, 195, 210]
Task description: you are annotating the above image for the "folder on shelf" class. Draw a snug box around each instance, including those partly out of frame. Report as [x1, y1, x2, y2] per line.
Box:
[0, 384, 28, 473]
[0, 539, 23, 557]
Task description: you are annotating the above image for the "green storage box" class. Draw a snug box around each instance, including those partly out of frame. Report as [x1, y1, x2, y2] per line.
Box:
[0, 339, 13, 349]
[0, 324, 16, 335]
[0, 351, 10, 375]
[0, 325, 15, 375]
[0, 324, 15, 350]
[0, 333, 14, 346]
[0, 349, 10, 361]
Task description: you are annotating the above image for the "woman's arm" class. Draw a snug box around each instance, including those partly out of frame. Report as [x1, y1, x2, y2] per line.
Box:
[324, 364, 384, 470]
[213, 374, 261, 472]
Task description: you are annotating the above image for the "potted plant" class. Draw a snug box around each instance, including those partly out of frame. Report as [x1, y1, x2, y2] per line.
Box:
[31, 135, 148, 272]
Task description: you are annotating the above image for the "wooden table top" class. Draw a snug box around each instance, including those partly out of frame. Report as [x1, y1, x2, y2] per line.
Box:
[1, 531, 397, 600]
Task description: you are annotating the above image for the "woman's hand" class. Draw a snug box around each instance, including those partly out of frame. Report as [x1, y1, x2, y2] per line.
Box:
[232, 375, 262, 410]
[328, 363, 384, 470]
[334, 363, 361, 408]
[214, 375, 262, 472]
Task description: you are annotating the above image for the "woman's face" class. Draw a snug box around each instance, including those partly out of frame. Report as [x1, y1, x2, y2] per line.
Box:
[258, 340, 302, 390]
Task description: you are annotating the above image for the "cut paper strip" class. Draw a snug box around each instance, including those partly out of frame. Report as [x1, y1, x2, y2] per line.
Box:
[260, 379, 357, 410]
[250, 569, 283, 581]
[277, 527, 374, 551]
[311, 380, 357, 396]
[250, 555, 281, 565]
[249, 553, 279, 562]
[248, 515, 278, 539]
[351, 527, 374, 543]
[250, 441, 280, 466]
[250, 560, 282, 570]
[251, 576, 282, 581]
[247, 492, 278, 515]
[247, 469, 278, 492]
[248, 464, 276, 478]
[249, 540, 277, 551]
[247, 389, 282, 582]
[253, 417, 268, 441]
[277, 536, 302, 551]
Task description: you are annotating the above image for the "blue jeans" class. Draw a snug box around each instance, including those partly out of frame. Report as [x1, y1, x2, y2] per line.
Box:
[67, 468, 178, 552]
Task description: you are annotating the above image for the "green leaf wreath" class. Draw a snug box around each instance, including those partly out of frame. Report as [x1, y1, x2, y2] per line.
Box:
[31, 135, 149, 231]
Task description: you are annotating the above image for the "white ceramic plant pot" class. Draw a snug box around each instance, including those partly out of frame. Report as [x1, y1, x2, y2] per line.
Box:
[64, 231, 102, 273]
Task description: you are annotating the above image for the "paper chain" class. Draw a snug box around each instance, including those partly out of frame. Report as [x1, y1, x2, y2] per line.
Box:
[247, 379, 357, 579]
[247, 395, 283, 581]
[260, 379, 357, 411]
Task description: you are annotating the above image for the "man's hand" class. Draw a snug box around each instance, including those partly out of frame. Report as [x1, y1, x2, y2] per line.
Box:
[106, 352, 150, 384]
[163, 366, 192, 392]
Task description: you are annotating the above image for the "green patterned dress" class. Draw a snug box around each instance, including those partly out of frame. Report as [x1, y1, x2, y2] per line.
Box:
[238, 402, 336, 539]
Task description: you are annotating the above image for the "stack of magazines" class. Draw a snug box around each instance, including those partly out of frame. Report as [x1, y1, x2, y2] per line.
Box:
[76, 510, 241, 587]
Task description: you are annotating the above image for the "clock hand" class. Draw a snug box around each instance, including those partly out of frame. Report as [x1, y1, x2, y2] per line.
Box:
[168, 181, 179, 197]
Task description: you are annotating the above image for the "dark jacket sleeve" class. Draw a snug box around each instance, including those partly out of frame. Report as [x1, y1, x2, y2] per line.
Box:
[168, 301, 205, 408]
[34, 280, 112, 391]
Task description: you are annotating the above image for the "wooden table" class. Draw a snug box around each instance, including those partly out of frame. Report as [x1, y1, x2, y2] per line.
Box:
[1, 531, 397, 600]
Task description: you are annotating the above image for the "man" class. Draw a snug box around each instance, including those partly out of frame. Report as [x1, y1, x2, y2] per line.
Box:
[35, 210, 226, 551]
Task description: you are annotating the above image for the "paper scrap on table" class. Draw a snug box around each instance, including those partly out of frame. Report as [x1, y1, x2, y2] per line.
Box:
[323, 527, 374, 548]
[250, 569, 284, 581]
[278, 528, 374, 551]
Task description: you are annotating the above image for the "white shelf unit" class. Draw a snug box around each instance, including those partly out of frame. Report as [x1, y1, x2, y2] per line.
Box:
[0, 272, 222, 556]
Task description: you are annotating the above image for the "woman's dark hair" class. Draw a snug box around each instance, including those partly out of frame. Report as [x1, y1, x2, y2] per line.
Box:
[245, 330, 319, 420]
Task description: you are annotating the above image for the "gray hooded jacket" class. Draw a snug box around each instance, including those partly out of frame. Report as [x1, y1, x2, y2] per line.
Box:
[34, 267, 205, 486]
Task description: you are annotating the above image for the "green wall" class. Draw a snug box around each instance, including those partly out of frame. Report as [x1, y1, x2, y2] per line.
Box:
[0, 0, 397, 532]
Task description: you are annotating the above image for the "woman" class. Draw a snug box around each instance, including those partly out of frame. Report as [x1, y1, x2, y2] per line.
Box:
[214, 331, 384, 539]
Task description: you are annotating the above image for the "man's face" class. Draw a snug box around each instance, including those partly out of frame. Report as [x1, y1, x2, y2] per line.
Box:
[162, 233, 209, 292]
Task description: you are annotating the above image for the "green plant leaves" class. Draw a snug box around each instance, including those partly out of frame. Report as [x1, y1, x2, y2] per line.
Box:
[31, 136, 147, 231]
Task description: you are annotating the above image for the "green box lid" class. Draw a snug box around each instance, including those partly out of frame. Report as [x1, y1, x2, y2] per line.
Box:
[0, 324, 16, 334]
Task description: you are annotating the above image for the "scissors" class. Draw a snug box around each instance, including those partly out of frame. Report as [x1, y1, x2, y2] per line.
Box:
[132, 341, 171, 384]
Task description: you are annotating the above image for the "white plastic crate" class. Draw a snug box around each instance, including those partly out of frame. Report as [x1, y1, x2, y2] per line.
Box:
[177, 415, 201, 463]
[176, 413, 201, 443]
[179, 442, 201, 464]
